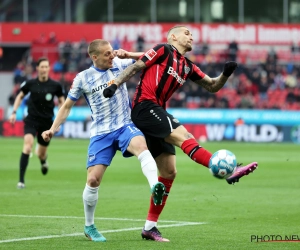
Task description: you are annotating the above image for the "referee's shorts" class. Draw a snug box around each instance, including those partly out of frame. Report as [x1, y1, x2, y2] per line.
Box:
[131, 101, 181, 158]
[23, 116, 52, 146]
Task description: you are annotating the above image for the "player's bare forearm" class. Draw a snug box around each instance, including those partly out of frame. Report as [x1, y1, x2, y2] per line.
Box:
[50, 98, 74, 132]
[114, 60, 146, 87]
[194, 74, 228, 93]
[12, 91, 25, 112]
[127, 52, 144, 60]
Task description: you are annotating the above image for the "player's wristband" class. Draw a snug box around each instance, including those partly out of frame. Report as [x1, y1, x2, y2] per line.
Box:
[12, 110, 16, 114]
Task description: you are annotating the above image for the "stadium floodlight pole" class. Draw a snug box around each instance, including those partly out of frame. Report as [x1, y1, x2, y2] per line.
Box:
[238, 0, 244, 23]
[194, 0, 200, 23]
[65, 0, 71, 23]
[151, 0, 157, 23]
[108, 0, 114, 23]
[283, 0, 288, 23]
[23, 0, 28, 23]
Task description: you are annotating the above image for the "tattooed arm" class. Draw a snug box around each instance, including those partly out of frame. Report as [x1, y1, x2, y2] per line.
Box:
[193, 61, 237, 93]
[193, 74, 229, 93]
[114, 60, 146, 87]
[103, 59, 147, 98]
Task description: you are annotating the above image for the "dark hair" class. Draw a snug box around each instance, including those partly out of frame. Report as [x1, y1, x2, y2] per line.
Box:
[36, 57, 49, 66]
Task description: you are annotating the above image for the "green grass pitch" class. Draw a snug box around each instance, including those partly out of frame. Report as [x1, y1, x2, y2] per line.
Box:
[0, 137, 299, 250]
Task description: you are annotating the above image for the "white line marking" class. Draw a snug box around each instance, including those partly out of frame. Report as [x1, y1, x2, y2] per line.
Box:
[0, 214, 197, 224]
[0, 222, 206, 243]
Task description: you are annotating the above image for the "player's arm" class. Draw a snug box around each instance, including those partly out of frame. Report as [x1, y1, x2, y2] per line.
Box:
[57, 95, 65, 109]
[114, 49, 144, 60]
[103, 59, 146, 98]
[42, 98, 75, 142]
[9, 91, 25, 124]
[194, 74, 229, 93]
[193, 61, 237, 93]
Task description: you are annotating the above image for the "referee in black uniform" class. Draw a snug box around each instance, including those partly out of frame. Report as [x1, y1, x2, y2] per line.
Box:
[9, 57, 65, 189]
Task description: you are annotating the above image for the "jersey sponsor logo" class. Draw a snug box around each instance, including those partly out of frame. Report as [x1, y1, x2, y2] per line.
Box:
[145, 49, 157, 61]
[92, 79, 115, 93]
[167, 66, 186, 85]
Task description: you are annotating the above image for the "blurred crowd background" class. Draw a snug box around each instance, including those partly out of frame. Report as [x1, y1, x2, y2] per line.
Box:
[7, 34, 300, 110]
[1, 0, 300, 111]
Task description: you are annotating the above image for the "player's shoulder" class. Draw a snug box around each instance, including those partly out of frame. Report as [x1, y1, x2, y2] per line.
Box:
[25, 78, 37, 84]
[48, 78, 62, 85]
[152, 43, 169, 50]
[76, 67, 94, 79]
[184, 56, 196, 65]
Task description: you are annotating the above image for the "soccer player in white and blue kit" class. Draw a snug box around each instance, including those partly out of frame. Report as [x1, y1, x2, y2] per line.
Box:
[42, 39, 165, 242]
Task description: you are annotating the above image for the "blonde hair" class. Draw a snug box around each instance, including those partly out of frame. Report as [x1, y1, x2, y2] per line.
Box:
[167, 25, 187, 43]
[88, 39, 110, 56]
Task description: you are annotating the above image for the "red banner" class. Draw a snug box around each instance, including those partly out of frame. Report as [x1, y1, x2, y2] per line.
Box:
[1, 23, 300, 45]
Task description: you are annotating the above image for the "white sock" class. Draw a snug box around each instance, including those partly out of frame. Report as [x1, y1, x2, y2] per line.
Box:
[82, 184, 99, 226]
[144, 220, 157, 230]
[138, 150, 158, 188]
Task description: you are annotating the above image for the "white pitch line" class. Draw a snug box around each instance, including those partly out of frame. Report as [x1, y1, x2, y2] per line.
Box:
[0, 222, 206, 244]
[0, 214, 199, 224]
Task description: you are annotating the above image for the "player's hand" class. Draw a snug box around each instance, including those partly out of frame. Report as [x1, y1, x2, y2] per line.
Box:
[42, 130, 54, 142]
[103, 84, 118, 98]
[114, 49, 130, 59]
[222, 61, 238, 77]
[9, 113, 16, 124]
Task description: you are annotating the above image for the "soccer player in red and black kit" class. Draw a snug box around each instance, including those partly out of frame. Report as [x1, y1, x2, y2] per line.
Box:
[9, 57, 65, 189]
[104, 25, 258, 241]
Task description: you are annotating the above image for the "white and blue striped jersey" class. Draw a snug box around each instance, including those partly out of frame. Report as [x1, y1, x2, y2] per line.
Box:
[68, 57, 135, 137]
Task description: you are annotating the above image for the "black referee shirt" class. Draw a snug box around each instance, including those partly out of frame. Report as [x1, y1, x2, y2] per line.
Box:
[20, 78, 64, 120]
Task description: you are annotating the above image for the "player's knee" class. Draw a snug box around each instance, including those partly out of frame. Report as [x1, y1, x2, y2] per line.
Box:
[87, 175, 100, 187]
[161, 168, 177, 180]
[128, 137, 148, 155]
[23, 144, 32, 154]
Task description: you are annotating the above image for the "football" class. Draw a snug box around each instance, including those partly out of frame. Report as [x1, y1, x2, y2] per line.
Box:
[209, 149, 237, 179]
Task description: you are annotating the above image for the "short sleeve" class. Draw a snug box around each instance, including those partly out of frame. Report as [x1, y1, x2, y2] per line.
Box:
[68, 74, 84, 101]
[140, 44, 166, 67]
[20, 81, 30, 95]
[189, 64, 206, 82]
[56, 82, 65, 97]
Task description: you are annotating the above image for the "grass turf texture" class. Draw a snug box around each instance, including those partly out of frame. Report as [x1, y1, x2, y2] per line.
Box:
[0, 137, 299, 250]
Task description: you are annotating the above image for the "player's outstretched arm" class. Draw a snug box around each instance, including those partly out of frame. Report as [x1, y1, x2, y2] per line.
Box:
[193, 61, 237, 93]
[42, 98, 75, 142]
[114, 49, 144, 60]
[9, 91, 25, 124]
[103, 59, 146, 98]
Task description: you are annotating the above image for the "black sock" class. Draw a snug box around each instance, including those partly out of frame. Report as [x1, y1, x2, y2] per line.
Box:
[19, 153, 30, 183]
[40, 156, 47, 165]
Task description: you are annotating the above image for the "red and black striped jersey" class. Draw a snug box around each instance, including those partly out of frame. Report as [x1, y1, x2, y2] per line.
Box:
[132, 43, 206, 109]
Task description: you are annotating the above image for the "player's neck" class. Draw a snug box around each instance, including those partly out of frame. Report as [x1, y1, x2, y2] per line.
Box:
[38, 76, 48, 82]
[171, 43, 187, 55]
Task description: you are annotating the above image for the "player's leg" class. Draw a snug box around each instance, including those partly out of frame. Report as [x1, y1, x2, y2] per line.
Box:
[165, 125, 212, 167]
[83, 164, 107, 242]
[17, 133, 35, 188]
[165, 125, 258, 184]
[141, 152, 175, 242]
[36, 121, 52, 175]
[124, 128, 165, 206]
[131, 101, 211, 168]
[18, 118, 36, 188]
[83, 134, 116, 242]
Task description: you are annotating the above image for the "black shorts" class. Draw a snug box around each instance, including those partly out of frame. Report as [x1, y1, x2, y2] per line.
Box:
[131, 101, 181, 158]
[24, 116, 52, 146]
